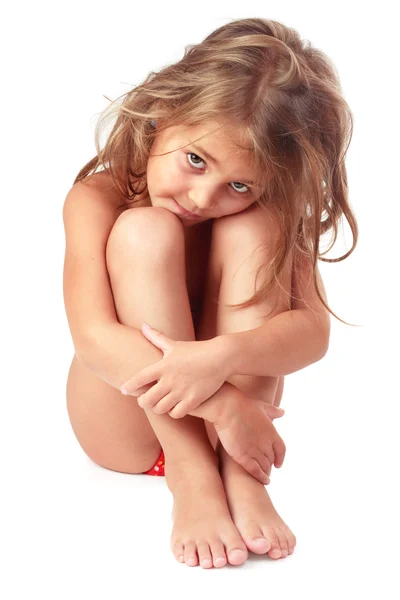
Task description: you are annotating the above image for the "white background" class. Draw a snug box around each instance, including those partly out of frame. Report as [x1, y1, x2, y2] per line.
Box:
[2, 1, 399, 598]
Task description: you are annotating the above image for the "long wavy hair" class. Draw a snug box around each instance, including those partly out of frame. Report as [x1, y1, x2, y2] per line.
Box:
[74, 17, 358, 325]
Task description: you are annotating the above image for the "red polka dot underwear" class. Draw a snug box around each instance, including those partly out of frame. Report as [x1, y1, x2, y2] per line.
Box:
[142, 449, 165, 476]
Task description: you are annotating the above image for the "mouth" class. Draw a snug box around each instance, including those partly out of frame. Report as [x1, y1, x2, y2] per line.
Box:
[173, 199, 199, 219]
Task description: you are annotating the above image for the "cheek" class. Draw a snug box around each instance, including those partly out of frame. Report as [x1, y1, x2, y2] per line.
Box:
[148, 158, 183, 194]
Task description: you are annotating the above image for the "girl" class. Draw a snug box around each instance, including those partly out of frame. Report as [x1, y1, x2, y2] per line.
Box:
[63, 18, 358, 569]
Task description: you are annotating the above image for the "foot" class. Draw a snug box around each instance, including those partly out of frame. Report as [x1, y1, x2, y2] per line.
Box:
[166, 460, 249, 569]
[219, 447, 296, 559]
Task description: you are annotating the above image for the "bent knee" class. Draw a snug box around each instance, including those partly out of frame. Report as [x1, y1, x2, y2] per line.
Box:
[107, 206, 184, 255]
[213, 203, 279, 250]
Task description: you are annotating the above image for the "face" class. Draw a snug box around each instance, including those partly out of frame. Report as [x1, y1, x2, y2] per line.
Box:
[146, 119, 261, 232]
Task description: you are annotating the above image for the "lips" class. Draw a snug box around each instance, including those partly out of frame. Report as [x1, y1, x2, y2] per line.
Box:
[173, 199, 198, 218]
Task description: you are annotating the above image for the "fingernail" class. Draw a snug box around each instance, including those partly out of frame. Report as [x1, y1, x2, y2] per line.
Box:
[121, 387, 128, 395]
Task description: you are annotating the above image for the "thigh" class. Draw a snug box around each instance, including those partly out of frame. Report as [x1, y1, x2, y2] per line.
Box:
[66, 354, 162, 474]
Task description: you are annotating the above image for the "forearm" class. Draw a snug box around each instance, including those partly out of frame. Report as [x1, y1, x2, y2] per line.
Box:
[79, 322, 231, 424]
[222, 308, 330, 378]
[80, 322, 164, 390]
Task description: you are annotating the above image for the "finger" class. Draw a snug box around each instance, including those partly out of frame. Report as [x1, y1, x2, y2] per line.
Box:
[121, 367, 158, 395]
[255, 451, 272, 480]
[168, 401, 189, 419]
[263, 404, 285, 420]
[273, 437, 286, 468]
[239, 456, 270, 485]
[263, 446, 275, 470]
[137, 383, 167, 409]
[152, 393, 178, 415]
[130, 383, 154, 396]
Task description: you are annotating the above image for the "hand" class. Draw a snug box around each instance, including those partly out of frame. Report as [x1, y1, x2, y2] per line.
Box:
[214, 391, 286, 485]
[120, 323, 231, 419]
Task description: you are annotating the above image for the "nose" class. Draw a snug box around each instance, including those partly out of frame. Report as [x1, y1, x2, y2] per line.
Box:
[188, 184, 218, 212]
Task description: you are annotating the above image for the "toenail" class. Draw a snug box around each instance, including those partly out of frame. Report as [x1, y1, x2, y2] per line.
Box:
[215, 556, 226, 567]
[201, 558, 212, 567]
[230, 549, 246, 560]
[186, 557, 196, 565]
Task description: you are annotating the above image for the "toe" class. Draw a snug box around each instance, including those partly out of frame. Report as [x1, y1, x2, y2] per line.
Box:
[210, 539, 228, 568]
[268, 546, 281, 559]
[288, 531, 297, 554]
[197, 540, 213, 569]
[184, 542, 198, 567]
[239, 520, 271, 554]
[171, 542, 185, 563]
[224, 531, 248, 566]
[277, 532, 289, 558]
[261, 529, 281, 559]
[227, 547, 248, 566]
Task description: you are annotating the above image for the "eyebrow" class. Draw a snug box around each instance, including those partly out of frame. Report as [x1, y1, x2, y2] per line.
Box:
[191, 142, 258, 186]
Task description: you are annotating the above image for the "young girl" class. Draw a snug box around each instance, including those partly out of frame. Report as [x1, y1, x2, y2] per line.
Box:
[63, 17, 358, 569]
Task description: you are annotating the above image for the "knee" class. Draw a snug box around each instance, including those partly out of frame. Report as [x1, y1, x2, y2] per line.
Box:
[213, 204, 278, 253]
[106, 207, 185, 267]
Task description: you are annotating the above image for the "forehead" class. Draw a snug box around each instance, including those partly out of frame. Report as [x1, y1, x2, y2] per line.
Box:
[182, 120, 252, 161]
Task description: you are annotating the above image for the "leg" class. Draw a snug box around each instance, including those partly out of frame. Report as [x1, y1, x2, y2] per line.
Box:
[197, 204, 296, 559]
[66, 207, 217, 475]
[105, 207, 249, 568]
[66, 354, 162, 474]
[198, 205, 288, 452]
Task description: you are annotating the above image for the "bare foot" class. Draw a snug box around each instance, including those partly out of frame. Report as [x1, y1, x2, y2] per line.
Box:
[219, 447, 296, 559]
[166, 461, 249, 569]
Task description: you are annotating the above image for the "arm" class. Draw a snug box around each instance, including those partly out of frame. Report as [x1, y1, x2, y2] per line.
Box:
[83, 321, 234, 425]
[219, 257, 331, 378]
[62, 177, 123, 363]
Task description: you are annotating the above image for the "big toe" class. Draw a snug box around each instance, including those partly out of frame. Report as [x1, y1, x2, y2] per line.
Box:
[239, 522, 271, 554]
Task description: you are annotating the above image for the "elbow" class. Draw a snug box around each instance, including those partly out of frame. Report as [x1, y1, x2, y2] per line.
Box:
[73, 332, 97, 371]
[74, 343, 91, 370]
[317, 340, 329, 362]
[316, 323, 331, 361]
[74, 322, 115, 371]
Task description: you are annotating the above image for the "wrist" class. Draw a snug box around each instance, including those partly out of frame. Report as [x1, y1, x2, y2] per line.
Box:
[203, 381, 242, 427]
[211, 333, 240, 379]
[188, 381, 242, 426]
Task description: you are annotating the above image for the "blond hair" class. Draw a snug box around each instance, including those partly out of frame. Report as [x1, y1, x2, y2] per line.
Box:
[74, 17, 358, 325]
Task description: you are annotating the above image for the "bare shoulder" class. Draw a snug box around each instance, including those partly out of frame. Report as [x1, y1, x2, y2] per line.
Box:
[72, 171, 127, 210]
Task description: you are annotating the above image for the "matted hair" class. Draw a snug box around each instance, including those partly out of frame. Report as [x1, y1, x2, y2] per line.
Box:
[74, 17, 358, 325]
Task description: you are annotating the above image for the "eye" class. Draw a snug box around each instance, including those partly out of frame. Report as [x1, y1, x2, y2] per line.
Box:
[187, 152, 205, 169]
[186, 153, 250, 195]
[230, 182, 249, 194]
